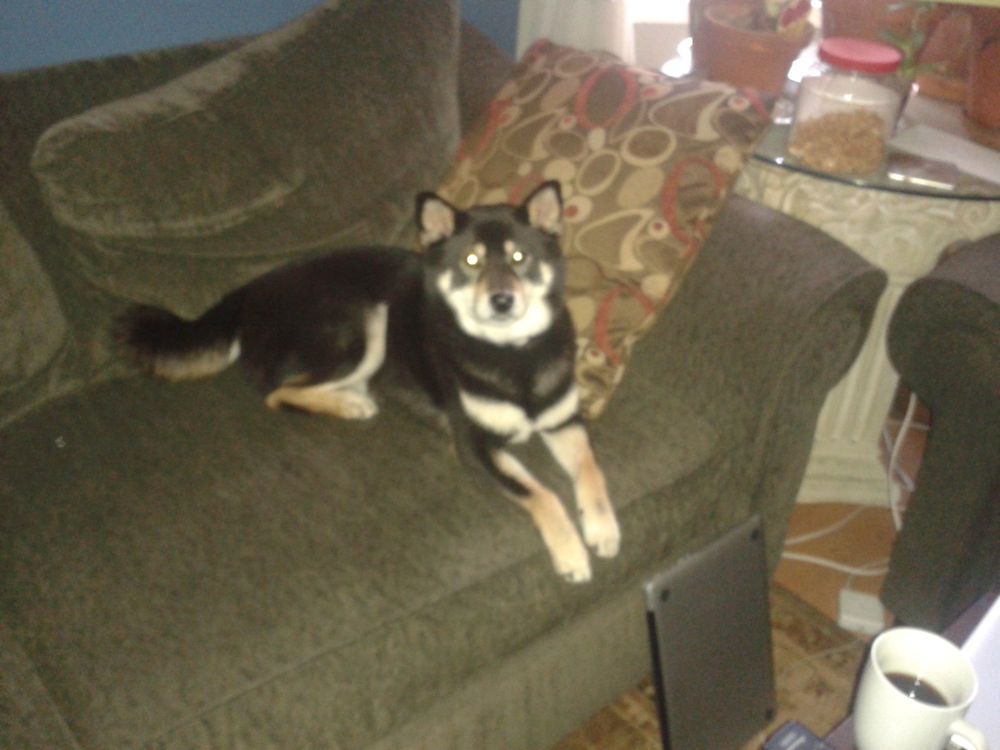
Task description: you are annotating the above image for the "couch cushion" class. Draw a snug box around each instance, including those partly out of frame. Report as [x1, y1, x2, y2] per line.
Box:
[0, 203, 66, 391]
[30, 0, 461, 319]
[0, 366, 719, 748]
[435, 40, 771, 417]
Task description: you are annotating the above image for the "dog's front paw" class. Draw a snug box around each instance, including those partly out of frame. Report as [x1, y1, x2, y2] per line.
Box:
[578, 472, 621, 559]
[550, 534, 592, 584]
[583, 509, 621, 559]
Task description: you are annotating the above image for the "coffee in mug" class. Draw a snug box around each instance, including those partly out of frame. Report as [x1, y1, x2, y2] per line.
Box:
[883, 671, 949, 707]
[854, 627, 989, 750]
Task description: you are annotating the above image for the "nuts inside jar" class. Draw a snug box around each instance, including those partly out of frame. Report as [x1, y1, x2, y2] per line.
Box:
[788, 109, 888, 177]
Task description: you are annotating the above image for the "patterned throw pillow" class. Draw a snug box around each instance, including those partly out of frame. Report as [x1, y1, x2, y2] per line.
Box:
[437, 40, 771, 418]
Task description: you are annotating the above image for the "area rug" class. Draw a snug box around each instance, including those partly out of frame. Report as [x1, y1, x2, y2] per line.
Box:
[551, 584, 868, 750]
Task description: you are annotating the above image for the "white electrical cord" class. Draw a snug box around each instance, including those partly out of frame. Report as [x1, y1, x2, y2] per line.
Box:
[781, 393, 925, 575]
[780, 551, 888, 577]
[781, 508, 888, 575]
[882, 427, 917, 492]
[783, 505, 866, 546]
[886, 392, 920, 531]
[844, 558, 891, 590]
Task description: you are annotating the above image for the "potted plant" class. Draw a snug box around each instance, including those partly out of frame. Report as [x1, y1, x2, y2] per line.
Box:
[822, 0, 914, 43]
[694, 0, 814, 95]
[964, 6, 1000, 142]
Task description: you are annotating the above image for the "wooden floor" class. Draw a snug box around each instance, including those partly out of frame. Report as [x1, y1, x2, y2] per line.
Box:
[776, 398, 928, 627]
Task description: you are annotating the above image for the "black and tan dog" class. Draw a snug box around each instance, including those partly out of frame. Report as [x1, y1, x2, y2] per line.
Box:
[119, 181, 620, 582]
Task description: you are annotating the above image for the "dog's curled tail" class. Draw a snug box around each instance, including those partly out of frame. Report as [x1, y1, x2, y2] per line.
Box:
[117, 290, 245, 382]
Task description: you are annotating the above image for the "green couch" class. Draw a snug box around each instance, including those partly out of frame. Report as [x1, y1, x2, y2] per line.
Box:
[881, 233, 1000, 631]
[0, 2, 885, 748]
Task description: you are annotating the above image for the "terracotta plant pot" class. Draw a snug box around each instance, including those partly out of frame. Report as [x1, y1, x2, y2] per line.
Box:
[821, 0, 912, 43]
[965, 8, 1000, 132]
[690, 0, 757, 71]
[700, 2, 813, 95]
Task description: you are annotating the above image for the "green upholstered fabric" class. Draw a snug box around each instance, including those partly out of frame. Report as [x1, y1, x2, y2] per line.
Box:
[0, 622, 81, 750]
[1, 40, 245, 430]
[0, 2, 886, 746]
[30, 0, 461, 319]
[0, 1, 464, 430]
[0, 202, 66, 389]
[0, 363, 720, 748]
[881, 235, 1000, 630]
[0, 191, 884, 749]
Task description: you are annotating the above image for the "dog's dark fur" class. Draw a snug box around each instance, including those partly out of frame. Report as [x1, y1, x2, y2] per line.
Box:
[120, 182, 620, 582]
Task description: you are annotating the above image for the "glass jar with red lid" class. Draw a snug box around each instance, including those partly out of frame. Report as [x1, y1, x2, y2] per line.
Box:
[788, 37, 906, 177]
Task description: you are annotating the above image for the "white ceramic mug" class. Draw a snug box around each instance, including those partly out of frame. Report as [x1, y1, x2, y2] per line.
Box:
[854, 627, 989, 750]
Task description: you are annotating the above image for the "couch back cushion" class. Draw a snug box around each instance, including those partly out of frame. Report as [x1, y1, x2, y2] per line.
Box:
[30, 0, 460, 318]
[436, 41, 770, 417]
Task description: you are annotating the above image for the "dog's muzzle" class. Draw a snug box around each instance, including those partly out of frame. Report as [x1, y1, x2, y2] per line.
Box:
[477, 263, 524, 321]
[490, 291, 515, 315]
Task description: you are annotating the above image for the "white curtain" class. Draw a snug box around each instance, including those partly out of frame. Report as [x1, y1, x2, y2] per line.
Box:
[517, 0, 633, 60]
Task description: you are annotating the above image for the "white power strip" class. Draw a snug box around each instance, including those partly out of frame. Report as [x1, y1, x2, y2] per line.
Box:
[838, 589, 886, 635]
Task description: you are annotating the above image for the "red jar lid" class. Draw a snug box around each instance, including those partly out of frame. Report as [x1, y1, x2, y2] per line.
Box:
[819, 37, 902, 74]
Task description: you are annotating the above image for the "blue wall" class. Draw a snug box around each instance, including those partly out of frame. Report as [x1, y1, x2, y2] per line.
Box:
[0, 1, 519, 73]
[461, 0, 519, 57]
[0, 1, 324, 72]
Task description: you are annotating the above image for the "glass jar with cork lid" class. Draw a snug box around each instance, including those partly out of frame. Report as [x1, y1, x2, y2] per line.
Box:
[788, 37, 906, 178]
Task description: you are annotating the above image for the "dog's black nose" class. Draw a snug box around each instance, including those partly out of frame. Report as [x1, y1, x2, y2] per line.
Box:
[490, 292, 515, 314]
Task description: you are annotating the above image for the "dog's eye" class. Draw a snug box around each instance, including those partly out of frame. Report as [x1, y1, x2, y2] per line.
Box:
[463, 252, 481, 268]
[510, 249, 526, 265]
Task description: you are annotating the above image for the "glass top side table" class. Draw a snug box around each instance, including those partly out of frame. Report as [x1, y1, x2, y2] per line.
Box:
[754, 122, 1000, 200]
[734, 95, 1000, 506]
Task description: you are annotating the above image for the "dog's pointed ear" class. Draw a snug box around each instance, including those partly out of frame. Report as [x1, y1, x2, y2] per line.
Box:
[416, 192, 459, 247]
[520, 180, 563, 236]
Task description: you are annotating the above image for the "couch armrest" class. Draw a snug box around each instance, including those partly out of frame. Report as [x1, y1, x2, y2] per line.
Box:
[651, 194, 886, 433]
[632, 195, 886, 566]
[888, 233, 1000, 408]
[881, 234, 1000, 630]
